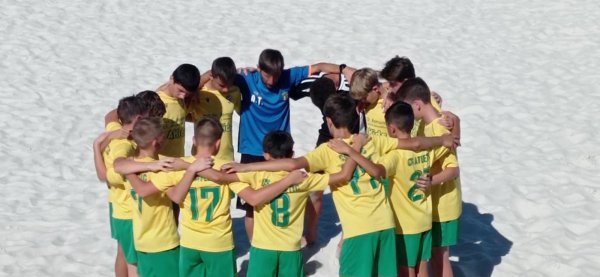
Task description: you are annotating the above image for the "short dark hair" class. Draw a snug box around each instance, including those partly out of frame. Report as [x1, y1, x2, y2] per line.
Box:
[258, 49, 284, 75]
[309, 77, 336, 112]
[385, 101, 415, 133]
[395, 77, 431, 104]
[172, 64, 200, 92]
[117, 95, 144, 124]
[211, 57, 237, 85]
[323, 94, 358, 129]
[131, 117, 164, 148]
[263, 131, 294, 159]
[194, 117, 223, 146]
[136, 90, 166, 117]
[380, 56, 415, 82]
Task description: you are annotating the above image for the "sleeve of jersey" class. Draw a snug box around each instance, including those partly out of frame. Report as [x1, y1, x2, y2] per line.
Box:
[235, 172, 259, 188]
[440, 152, 459, 169]
[302, 173, 329, 192]
[376, 151, 399, 177]
[374, 136, 399, 154]
[105, 142, 133, 184]
[228, 181, 250, 194]
[230, 86, 242, 114]
[304, 146, 329, 173]
[152, 171, 177, 192]
[105, 121, 122, 132]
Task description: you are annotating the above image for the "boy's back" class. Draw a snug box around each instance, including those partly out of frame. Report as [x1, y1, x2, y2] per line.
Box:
[103, 121, 136, 219]
[304, 135, 398, 239]
[173, 156, 246, 251]
[125, 157, 179, 252]
[236, 170, 328, 250]
[417, 118, 461, 222]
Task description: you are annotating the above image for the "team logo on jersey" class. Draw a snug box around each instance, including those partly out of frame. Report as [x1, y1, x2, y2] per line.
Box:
[281, 91, 289, 101]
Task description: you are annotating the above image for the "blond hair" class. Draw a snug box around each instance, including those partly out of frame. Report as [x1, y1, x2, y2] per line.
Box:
[349, 68, 379, 100]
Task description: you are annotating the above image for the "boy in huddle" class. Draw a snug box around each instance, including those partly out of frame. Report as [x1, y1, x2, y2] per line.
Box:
[236, 130, 357, 277]
[233, 48, 345, 241]
[113, 117, 209, 277]
[92, 96, 145, 277]
[224, 94, 456, 277]
[169, 117, 308, 277]
[394, 77, 462, 277]
[329, 101, 456, 277]
[187, 57, 241, 161]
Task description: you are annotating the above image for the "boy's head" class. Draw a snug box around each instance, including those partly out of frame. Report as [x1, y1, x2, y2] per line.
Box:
[309, 77, 336, 112]
[211, 57, 237, 93]
[170, 63, 200, 99]
[258, 49, 284, 88]
[384, 101, 415, 138]
[131, 117, 165, 150]
[136, 90, 166, 117]
[193, 116, 223, 154]
[393, 77, 431, 120]
[262, 131, 294, 160]
[349, 68, 381, 108]
[380, 56, 415, 93]
[117, 95, 144, 125]
[323, 94, 358, 133]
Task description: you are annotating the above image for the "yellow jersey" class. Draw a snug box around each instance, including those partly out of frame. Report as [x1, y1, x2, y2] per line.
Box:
[411, 96, 442, 137]
[304, 135, 398, 239]
[418, 118, 461, 222]
[158, 91, 186, 157]
[188, 86, 241, 161]
[236, 171, 329, 251]
[125, 157, 179, 253]
[103, 122, 135, 219]
[172, 156, 247, 252]
[365, 98, 389, 137]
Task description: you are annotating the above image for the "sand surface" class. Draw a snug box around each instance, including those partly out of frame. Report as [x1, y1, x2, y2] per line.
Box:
[1, 0, 599, 276]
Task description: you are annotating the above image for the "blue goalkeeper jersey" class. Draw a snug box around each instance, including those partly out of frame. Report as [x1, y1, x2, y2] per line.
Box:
[235, 66, 310, 156]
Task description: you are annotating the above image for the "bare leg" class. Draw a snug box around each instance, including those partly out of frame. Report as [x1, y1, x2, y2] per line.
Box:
[126, 264, 138, 277]
[398, 265, 416, 277]
[115, 243, 128, 277]
[245, 208, 254, 242]
[416, 260, 429, 277]
[431, 247, 453, 277]
[305, 191, 323, 244]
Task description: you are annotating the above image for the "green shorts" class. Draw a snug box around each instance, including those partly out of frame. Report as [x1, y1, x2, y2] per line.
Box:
[137, 246, 179, 277]
[246, 246, 303, 277]
[110, 216, 137, 264]
[339, 228, 397, 277]
[109, 203, 116, 239]
[179, 246, 236, 277]
[396, 230, 432, 267]
[432, 219, 460, 247]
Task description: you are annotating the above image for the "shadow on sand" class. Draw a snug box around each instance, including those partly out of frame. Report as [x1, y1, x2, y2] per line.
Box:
[451, 202, 512, 277]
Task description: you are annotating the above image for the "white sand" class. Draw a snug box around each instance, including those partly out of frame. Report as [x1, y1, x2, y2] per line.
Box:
[1, 0, 599, 276]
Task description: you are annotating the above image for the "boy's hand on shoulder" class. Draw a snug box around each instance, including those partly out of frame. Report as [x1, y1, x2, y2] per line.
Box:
[441, 134, 460, 150]
[416, 173, 432, 189]
[328, 139, 352, 154]
[285, 170, 308, 185]
[352, 134, 370, 149]
[189, 157, 213, 172]
[221, 162, 243, 173]
[439, 111, 457, 130]
[237, 67, 257, 74]
[147, 159, 174, 172]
